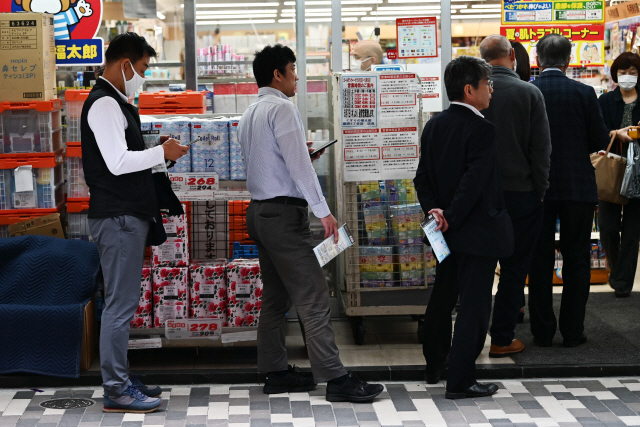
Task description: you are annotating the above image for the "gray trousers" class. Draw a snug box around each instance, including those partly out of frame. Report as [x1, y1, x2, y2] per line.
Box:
[246, 200, 347, 383]
[89, 215, 149, 396]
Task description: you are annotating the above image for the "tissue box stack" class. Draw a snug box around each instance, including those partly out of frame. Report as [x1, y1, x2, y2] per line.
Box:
[152, 267, 188, 327]
[152, 205, 189, 267]
[154, 118, 191, 172]
[226, 259, 263, 327]
[191, 119, 230, 179]
[390, 203, 423, 246]
[426, 247, 436, 284]
[359, 246, 397, 287]
[398, 245, 425, 287]
[229, 117, 246, 180]
[130, 265, 153, 328]
[189, 259, 228, 325]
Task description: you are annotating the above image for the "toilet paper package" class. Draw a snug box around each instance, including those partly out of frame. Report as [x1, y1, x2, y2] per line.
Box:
[131, 265, 153, 328]
[189, 259, 228, 325]
[152, 267, 188, 327]
[226, 259, 263, 327]
[154, 119, 191, 172]
[190, 119, 230, 179]
[229, 117, 245, 180]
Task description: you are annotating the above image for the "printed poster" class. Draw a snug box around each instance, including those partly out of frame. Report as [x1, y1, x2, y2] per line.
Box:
[396, 17, 438, 59]
[501, 0, 605, 25]
[340, 72, 421, 181]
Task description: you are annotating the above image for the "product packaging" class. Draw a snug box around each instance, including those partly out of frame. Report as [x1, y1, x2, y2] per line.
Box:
[226, 259, 263, 327]
[189, 259, 228, 326]
[152, 266, 188, 327]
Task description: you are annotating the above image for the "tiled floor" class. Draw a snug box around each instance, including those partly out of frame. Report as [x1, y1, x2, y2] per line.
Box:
[4, 379, 640, 427]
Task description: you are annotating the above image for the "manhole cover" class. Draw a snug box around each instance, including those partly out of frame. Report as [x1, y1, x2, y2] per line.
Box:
[40, 398, 95, 409]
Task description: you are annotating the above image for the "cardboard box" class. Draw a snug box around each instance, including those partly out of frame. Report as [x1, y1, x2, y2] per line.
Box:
[8, 213, 64, 238]
[0, 13, 57, 102]
[81, 299, 96, 371]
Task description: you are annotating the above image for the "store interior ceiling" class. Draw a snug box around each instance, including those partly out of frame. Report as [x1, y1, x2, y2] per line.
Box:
[155, 0, 501, 26]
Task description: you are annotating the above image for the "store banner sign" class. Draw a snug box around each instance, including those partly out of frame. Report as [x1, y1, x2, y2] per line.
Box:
[1, 0, 105, 65]
[396, 17, 438, 59]
[500, 25, 605, 66]
[501, 0, 605, 25]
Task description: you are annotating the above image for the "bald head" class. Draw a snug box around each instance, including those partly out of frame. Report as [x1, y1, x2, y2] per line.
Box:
[354, 39, 383, 66]
[479, 34, 516, 69]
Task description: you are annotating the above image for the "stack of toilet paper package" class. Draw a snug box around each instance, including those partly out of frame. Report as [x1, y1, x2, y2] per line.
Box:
[140, 115, 246, 180]
[152, 204, 189, 268]
[189, 259, 228, 325]
[226, 259, 263, 327]
[130, 263, 153, 329]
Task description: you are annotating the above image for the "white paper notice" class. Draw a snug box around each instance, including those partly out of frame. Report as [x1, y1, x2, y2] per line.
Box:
[407, 63, 443, 112]
[313, 224, 355, 267]
[14, 166, 34, 193]
[341, 75, 378, 128]
[343, 129, 381, 182]
[397, 17, 438, 59]
[381, 127, 420, 179]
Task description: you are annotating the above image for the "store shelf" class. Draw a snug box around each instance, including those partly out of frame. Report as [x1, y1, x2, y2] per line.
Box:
[129, 326, 258, 348]
[355, 285, 428, 292]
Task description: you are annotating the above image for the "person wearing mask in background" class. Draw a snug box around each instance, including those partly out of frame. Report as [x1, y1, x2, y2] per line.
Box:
[479, 35, 551, 358]
[239, 44, 384, 403]
[511, 41, 532, 82]
[415, 56, 513, 398]
[597, 52, 640, 298]
[529, 34, 609, 348]
[82, 32, 189, 413]
[352, 39, 383, 71]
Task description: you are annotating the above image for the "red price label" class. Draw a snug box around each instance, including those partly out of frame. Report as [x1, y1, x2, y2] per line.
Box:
[387, 49, 398, 60]
[166, 318, 222, 339]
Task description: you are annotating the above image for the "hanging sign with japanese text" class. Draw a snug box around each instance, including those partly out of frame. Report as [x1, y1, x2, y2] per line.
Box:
[396, 17, 438, 59]
[501, 0, 605, 25]
[340, 72, 422, 181]
[1, 0, 105, 66]
[500, 24, 605, 66]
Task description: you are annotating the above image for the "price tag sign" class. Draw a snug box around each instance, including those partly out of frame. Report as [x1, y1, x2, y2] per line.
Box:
[169, 173, 219, 201]
[214, 191, 252, 201]
[165, 318, 222, 340]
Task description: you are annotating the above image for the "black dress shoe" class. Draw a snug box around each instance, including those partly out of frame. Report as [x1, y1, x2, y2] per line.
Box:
[426, 367, 445, 385]
[563, 335, 587, 348]
[533, 337, 552, 347]
[615, 290, 631, 298]
[326, 372, 384, 403]
[445, 382, 499, 400]
[263, 365, 317, 394]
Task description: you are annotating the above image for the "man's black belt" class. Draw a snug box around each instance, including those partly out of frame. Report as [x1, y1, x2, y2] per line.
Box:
[255, 196, 308, 208]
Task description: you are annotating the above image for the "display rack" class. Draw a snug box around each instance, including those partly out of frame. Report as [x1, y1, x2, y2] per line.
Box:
[332, 72, 429, 344]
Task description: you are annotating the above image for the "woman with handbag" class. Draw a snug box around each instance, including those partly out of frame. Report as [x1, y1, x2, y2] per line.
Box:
[597, 52, 640, 298]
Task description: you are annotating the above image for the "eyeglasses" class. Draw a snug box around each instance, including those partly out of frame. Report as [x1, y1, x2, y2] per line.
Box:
[486, 79, 494, 89]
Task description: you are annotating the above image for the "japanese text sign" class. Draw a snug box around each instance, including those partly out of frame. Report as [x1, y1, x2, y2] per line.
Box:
[396, 17, 438, 59]
[502, 0, 605, 24]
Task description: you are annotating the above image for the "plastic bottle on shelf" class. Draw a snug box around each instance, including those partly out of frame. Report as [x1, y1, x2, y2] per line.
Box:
[224, 45, 231, 74]
[217, 42, 224, 74]
[198, 48, 206, 77]
[239, 54, 245, 76]
[210, 46, 217, 75]
[231, 53, 237, 76]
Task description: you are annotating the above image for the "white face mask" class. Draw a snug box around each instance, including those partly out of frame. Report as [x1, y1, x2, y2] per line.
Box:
[121, 61, 146, 97]
[618, 74, 638, 91]
[352, 56, 373, 71]
[513, 58, 518, 72]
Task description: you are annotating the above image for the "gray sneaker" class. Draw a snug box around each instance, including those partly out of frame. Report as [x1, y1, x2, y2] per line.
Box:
[103, 385, 163, 413]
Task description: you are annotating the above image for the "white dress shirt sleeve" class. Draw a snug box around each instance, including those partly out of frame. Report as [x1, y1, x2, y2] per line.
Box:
[272, 103, 331, 218]
[87, 97, 165, 176]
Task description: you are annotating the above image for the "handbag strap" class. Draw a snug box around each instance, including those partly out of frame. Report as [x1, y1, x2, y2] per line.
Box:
[606, 131, 617, 155]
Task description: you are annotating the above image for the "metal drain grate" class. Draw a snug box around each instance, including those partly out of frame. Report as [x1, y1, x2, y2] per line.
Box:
[40, 398, 95, 409]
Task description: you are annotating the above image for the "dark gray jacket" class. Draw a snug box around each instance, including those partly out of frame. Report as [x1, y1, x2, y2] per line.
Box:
[482, 65, 552, 198]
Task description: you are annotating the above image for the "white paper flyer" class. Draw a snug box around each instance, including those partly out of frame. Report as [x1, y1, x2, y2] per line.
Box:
[420, 215, 451, 263]
[314, 224, 355, 267]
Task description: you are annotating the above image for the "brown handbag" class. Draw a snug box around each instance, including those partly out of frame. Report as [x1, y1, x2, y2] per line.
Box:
[591, 132, 629, 205]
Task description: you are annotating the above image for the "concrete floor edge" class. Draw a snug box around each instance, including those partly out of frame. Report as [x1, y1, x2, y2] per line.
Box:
[4, 364, 640, 389]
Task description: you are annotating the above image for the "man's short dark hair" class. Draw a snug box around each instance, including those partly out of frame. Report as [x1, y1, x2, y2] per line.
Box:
[105, 32, 157, 64]
[253, 44, 296, 88]
[536, 34, 571, 68]
[444, 56, 492, 102]
[610, 52, 640, 84]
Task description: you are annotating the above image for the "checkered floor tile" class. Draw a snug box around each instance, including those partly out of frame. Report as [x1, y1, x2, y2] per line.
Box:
[3, 379, 640, 427]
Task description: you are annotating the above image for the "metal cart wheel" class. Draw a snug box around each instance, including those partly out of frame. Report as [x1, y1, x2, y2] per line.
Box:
[351, 317, 366, 345]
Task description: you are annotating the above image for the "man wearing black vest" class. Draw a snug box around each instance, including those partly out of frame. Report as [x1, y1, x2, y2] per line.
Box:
[415, 56, 513, 398]
[81, 33, 189, 413]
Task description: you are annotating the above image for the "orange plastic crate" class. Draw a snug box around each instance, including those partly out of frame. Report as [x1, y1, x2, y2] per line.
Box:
[66, 141, 82, 158]
[67, 198, 90, 213]
[0, 149, 64, 169]
[138, 91, 205, 109]
[138, 107, 206, 115]
[0, 99, 62, 113]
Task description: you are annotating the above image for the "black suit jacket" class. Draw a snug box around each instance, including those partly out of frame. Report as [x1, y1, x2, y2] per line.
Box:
[598, 86, 640, 156]
[414, 104, 514, 258]
[532, 70, 609, 203]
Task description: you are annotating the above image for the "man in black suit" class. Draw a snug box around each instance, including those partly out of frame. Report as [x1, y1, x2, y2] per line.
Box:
[415, 56, 514, 399]
[529, 34, 609, 348]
